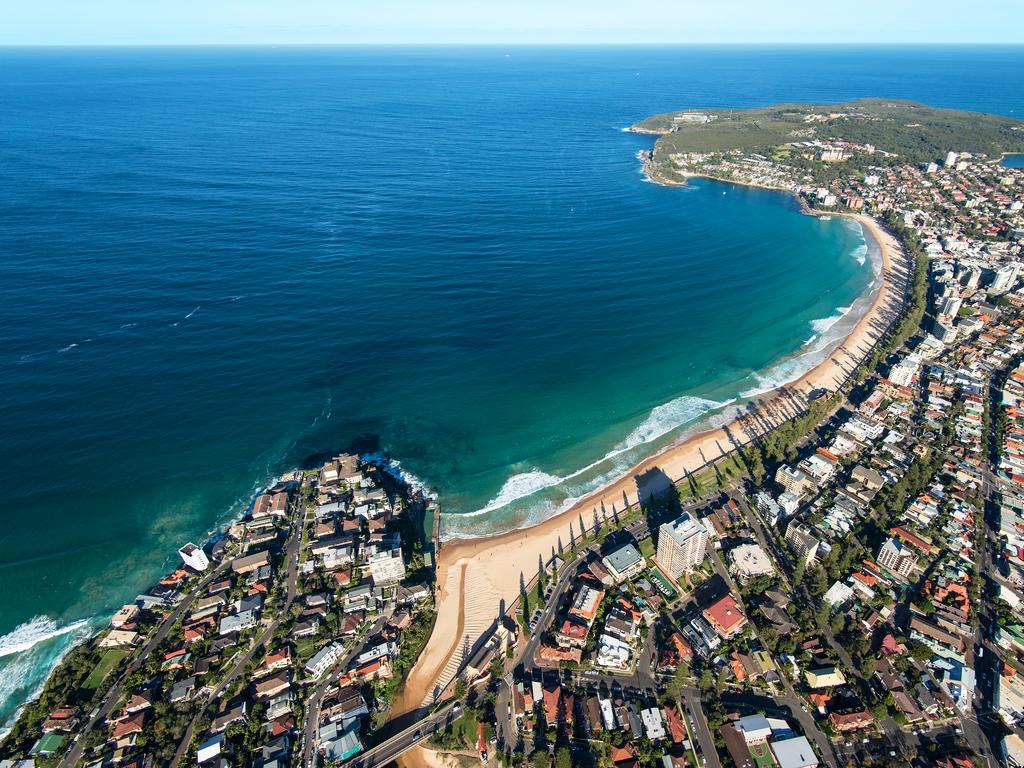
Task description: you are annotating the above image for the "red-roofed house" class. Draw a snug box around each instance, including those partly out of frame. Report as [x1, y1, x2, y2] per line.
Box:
[703, 594, 747, 638]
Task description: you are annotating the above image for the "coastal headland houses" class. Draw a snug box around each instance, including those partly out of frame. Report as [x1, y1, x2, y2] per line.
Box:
[0, 452, 434, 768]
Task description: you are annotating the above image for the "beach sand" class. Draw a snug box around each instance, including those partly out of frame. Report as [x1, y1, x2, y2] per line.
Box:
[393, 211, 908, 721]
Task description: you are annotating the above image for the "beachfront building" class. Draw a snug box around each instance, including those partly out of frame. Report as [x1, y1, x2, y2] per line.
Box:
[776, 465, 814, 497]
[602, 543, 645, 583]
[656, 512, 709, 579]
[367, 546, 406, 586]
[178, 542, 210, 572]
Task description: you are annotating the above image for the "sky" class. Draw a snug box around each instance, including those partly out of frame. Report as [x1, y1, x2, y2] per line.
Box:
[2, 0, 1023, 46]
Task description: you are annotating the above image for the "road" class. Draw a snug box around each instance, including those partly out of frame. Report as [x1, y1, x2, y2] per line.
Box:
[170, 499, 304, 767]
[300, 612, 392, 768]
[954, 365, 1020, 768]
[705, 545, 840, 767]
[58, 560, 231, 768]
[520, 546, 593, 668]
[344, 701, 457, 768]
[681, 687, 723, 768]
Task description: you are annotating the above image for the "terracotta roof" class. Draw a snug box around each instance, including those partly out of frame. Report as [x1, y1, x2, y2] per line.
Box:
[112, 711, 145, 739]
[704, 594, 746, 634]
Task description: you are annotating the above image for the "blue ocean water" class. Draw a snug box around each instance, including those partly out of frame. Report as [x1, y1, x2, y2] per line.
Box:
[1, 45, 1022, 725]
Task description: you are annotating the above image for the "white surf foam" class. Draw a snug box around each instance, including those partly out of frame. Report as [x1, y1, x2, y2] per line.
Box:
[362, 453, 438, 501]
[0, 615, 89, 660]
[0, 616, 93, 737]
[810, 305, 852, 336]
[457, 395, 732, 521]
[851, 242, 867, 266]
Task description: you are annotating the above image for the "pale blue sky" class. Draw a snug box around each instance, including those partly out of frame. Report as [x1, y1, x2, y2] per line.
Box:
[3, 0, 1022, 45]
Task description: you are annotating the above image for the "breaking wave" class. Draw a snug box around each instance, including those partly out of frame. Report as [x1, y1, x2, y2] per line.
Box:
[0, 616, 93, 736]
[362, 453, 438, 501]
[0, 615, 89, 659]
[456, 394, 733, 521]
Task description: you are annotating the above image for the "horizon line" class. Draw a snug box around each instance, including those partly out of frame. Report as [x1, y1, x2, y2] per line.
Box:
[2, 41, 1023, 49]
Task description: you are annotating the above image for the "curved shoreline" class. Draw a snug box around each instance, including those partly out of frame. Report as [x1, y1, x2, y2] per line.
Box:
[438, 167, 879, 542]
[394, 173, 908, 716]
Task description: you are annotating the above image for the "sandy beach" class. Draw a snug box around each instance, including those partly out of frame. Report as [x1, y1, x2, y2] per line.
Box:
[393, 208, 909, 719]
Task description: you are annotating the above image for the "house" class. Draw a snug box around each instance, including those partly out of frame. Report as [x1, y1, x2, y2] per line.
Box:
[196, 733, 226, 765]
[256, 648, 292, 677]
[805, 666, 847, 689]
[397, 583, 430, 604]
[828, 707, 874, 732]
[702, 594, 747, 638]
[169, 676, 197, 703]
[110, 604, 140, 629]
[254, 671, 291, 700]
[771, 736, 820, 768]
[210, 702, 248, 733]
[218, 609, 258, 636]
[319, 720, 363, 762]
[231, 550, 271, 574]
[112, 711, 146, 740]
[640, 707, 666, 741]
[99, 629, 140, 649]
[42, 707, 80, 733]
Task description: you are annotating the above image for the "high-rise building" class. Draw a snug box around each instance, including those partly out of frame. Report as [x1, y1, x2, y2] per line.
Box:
[775, 465, 813, 496]
[784, 521, 820, 567]
[657, 512, 709, 579]
[876, 538, 917, 578]
[991, 264, 1022, 295]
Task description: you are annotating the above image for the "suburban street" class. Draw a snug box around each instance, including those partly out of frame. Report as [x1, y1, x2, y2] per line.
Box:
[300, 611, 392, 768]
[170, 497, 306, 767]
[58, 560, 231, 768]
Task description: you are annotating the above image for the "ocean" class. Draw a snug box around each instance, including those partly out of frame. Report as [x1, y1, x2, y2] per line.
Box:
[1, 44, 1022, 727]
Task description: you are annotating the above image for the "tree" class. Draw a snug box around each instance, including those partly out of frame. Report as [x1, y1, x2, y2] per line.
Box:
[555, 747, 572, 768]
[807, 566, 828, 597]
[860, 655, 878, 679]
[531, 749, 550, 768]
[830, 613, 847, 636]
[698, 668, 714, 694]
[454, 678, 468, 700]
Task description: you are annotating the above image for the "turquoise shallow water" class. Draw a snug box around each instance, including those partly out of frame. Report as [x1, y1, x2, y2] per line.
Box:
[1, 44, 1023, 726]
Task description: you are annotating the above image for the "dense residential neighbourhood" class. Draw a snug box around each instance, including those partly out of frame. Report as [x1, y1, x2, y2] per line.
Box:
[3, 103, 1024, 768]
[0, 455, 435, 768]
[410, 119, 1024, 767]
